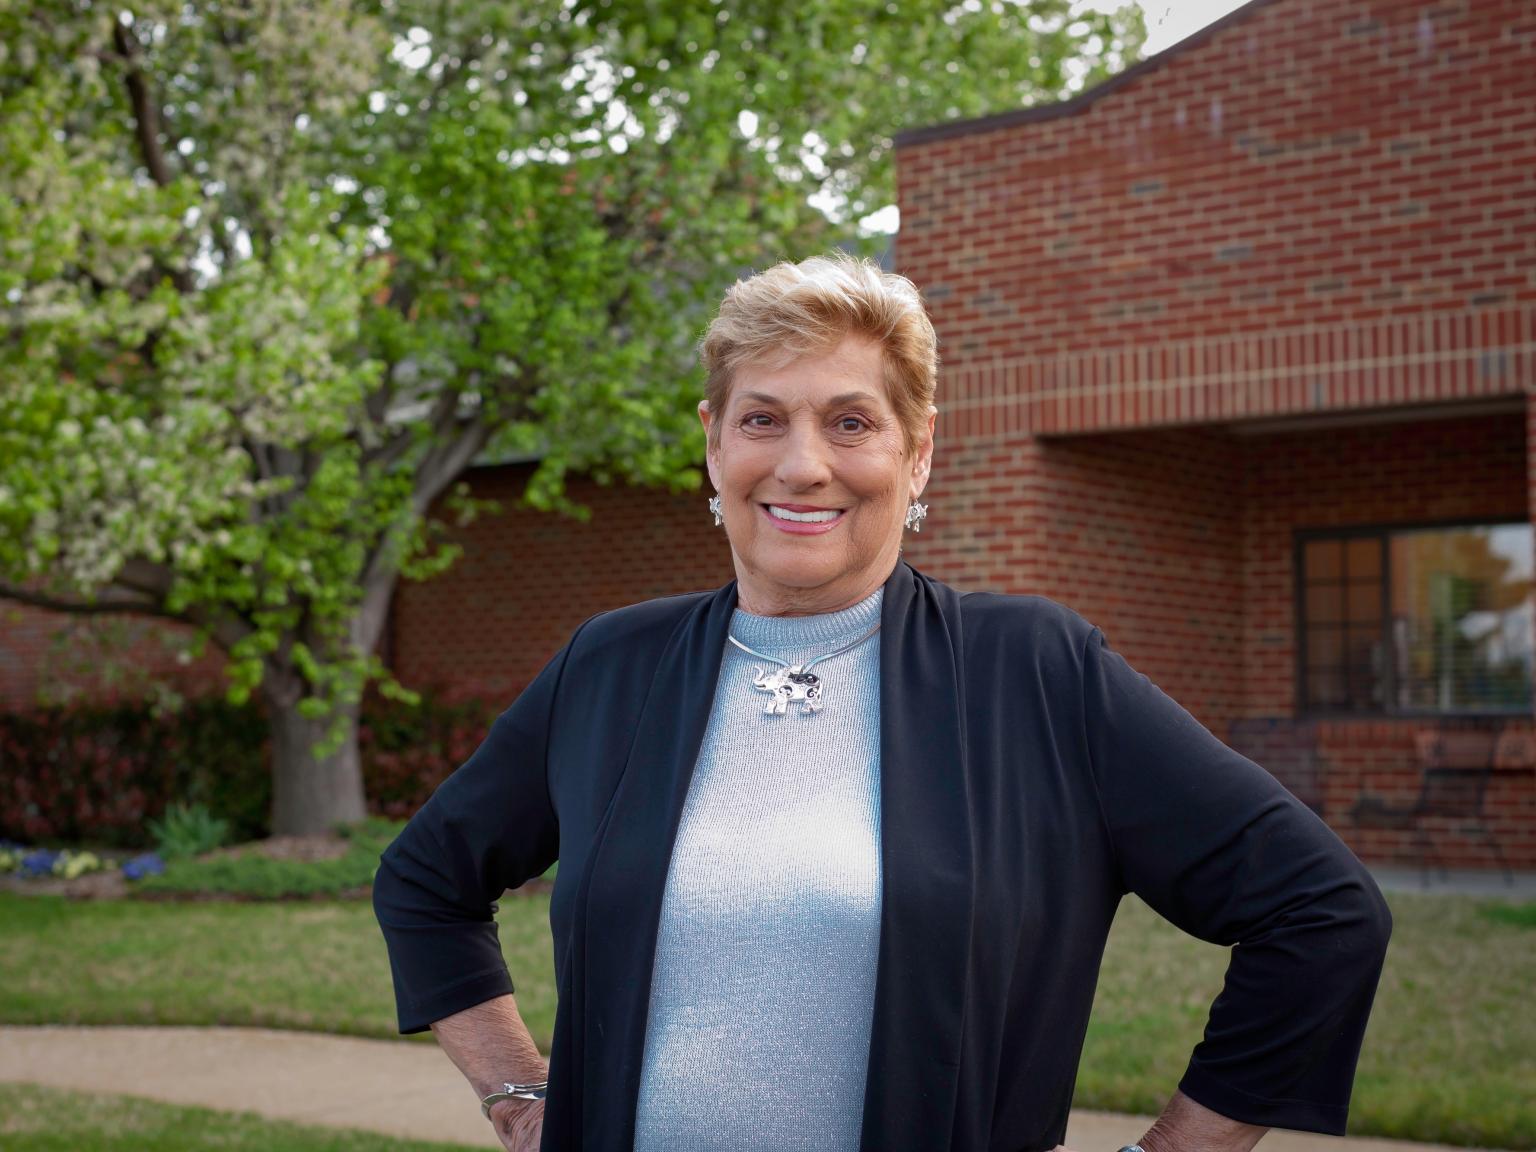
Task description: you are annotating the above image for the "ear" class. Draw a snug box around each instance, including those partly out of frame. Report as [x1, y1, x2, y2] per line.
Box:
[699, 400, 723, 493]
[909, 404, 937, 499]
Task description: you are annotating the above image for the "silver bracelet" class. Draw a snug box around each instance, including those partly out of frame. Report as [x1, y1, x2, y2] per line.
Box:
[481, 1080, 548, 1120]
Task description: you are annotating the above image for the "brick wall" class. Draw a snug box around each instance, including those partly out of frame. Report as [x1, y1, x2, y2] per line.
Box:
[905, 410, 1531, 870]
[389, 464, 734, 703]
[895, 0, 1535, 868]
[0, 602, 218, 711]
[895, 0, 1536, 440]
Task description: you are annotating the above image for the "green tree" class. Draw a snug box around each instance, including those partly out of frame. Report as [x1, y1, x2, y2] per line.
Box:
[0, 0, 1142, 834]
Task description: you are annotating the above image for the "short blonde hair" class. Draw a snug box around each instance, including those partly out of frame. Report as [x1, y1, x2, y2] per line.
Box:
[699, 252, 938, 454]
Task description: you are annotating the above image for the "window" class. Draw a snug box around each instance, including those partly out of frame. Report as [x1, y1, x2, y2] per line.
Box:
[1297, 522, 1534, 716]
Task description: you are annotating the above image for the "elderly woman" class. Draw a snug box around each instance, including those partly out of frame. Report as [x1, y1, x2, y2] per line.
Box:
[373, 254, 1391, 1152]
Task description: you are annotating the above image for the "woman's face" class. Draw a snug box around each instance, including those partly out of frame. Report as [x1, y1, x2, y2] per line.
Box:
[700, 334, 935, 616]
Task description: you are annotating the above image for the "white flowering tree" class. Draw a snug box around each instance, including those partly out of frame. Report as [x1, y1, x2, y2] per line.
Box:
[0, 0, 1141, 835]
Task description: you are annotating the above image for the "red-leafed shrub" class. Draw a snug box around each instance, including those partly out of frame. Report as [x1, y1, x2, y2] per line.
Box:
[0, 697, 270, 848]
[359, 691, 501, 821]
[0, 685, 504, 847]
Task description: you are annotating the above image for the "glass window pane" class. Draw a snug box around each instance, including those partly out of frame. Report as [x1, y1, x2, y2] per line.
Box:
[1346, 628, 1378, 671]
[1307, 669, 1345, 708]
[1306, 584, 1344, 625]
[1305, 539, 1342, 581]
[1348, 582, 1383, 624]
[1300, 535, 1385, 714]
[1347, 537, 1382, 580]
[1346, 628, 1384, 707]
[1307, 627, 1344, 666]
[1390, 524, 1534, 712]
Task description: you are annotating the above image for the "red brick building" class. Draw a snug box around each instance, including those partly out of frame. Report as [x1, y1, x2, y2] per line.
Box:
[891, 0, 1536, 871]
[399, 0, 1536, 871]
[385, 467, 733, 704]
[4, 0, 1532, 870]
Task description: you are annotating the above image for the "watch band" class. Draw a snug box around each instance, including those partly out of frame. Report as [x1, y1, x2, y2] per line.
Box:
[480, 1080, 549, 1120]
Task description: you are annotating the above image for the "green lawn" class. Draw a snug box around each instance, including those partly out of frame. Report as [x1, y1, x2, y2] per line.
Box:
[1, 889, 1531, 1148]
[1077, 893, 1536, 1149]
[0, 1083, 481, 1152]
[0, 890, 559, 1046]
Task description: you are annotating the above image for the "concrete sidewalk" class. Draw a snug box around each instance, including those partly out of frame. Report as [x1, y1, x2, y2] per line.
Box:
[1369, 866, 1536, 899]
[0, 1025, 1502, 1151]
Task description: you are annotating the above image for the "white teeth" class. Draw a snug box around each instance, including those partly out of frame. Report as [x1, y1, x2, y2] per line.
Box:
[768, 505, 841, 523]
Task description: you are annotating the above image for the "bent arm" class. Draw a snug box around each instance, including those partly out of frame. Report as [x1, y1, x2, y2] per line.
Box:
[373, 642, 571, 1033]
[1080, 625, 1392, 1134]
[432, 993, 547, 1144]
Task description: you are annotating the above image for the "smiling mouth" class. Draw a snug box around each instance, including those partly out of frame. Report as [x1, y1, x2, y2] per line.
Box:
[765, 504, 844, 524]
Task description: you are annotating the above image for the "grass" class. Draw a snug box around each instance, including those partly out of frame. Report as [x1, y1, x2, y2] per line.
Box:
[0, 890, 558, 1047]
[1076, 894, 1536, 1149]
[1, 823, 554, 899]
[134, 818, 400, 899]
[1478, 901, 1536, 929]
[0, 1083, 481, 1151]
[1, 889, 1531, 1147]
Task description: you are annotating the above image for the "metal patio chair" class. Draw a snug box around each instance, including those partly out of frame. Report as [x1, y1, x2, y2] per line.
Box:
[1350, 728, 1512, 885]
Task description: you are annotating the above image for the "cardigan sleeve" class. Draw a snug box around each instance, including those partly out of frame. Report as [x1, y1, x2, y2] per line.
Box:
[1079, 625, 1391, 1134]
[372, 638, 573, 1034]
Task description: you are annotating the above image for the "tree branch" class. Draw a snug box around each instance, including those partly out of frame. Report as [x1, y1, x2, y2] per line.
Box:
[352, 527, 405, 657]
[113, 557, 176, 602]
[111, 18, 195, 296]
[112, 20, 174, 189]
[362, 373, 397, 441]
[413, 414, 493, 517]
[0, 556, 256, 656]
[350, 411, 487, 658]
[360, 426, 421, 474]
[240, 437, 282, 523]
[0, 581, 161, 617]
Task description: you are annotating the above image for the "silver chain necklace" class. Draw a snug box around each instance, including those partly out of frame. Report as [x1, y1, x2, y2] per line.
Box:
[727, 620, 882, 717]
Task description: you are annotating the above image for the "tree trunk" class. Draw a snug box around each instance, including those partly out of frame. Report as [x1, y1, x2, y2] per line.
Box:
[262, 530, 405, 837]
[266, 693, 368, 836]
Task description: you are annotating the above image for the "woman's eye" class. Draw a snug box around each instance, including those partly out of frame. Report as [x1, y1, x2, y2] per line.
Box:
[743, 414, 774, 428]
[838, 416, 868, 433]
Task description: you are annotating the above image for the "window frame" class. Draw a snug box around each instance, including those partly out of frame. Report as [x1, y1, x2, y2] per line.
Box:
[1293, 516, 1533, 720]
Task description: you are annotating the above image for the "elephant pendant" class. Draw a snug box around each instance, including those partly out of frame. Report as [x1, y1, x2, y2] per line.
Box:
[749, 665, 824, 716]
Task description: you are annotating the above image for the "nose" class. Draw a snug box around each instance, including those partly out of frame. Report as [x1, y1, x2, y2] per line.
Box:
[773, 422, 833, 490]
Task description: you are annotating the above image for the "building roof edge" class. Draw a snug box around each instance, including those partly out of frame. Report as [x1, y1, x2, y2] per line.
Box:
[894, 0, 1280, 149]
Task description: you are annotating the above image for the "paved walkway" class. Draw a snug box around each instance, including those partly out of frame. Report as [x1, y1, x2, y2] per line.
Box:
[1369, 866, 1536, 899]
[0, 1025, 1504, 1151]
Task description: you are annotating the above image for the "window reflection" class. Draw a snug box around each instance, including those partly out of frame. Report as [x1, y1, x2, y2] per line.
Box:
[1300, 524, 1532, 715]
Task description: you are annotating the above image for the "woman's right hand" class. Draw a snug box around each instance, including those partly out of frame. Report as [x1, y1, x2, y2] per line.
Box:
[489, 1098, 544, 1152]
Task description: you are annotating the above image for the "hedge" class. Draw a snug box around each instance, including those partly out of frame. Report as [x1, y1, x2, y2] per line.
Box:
[0, 686, 501, 848]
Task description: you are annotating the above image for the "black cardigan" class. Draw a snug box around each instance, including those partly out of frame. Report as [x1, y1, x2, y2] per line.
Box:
[373, 562, 1391, 1151]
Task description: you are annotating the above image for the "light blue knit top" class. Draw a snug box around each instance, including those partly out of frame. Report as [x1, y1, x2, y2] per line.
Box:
[632, 586, 885, 1152]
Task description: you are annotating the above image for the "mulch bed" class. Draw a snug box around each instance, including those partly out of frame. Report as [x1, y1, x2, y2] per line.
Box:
[2, 834, 352, 902]
[0, 870, 132, 901]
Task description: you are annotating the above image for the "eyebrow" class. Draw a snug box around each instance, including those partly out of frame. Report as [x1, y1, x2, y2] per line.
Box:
[733, 390, 883, 408]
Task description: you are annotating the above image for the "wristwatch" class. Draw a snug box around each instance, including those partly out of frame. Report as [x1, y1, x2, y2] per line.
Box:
[481, 1080, 549, 1120]
[1118, 1144, 1147, 1152]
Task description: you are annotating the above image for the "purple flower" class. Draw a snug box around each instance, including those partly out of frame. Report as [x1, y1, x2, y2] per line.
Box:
[122, 852, 166, 881]
[20, 850, 60, 878]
